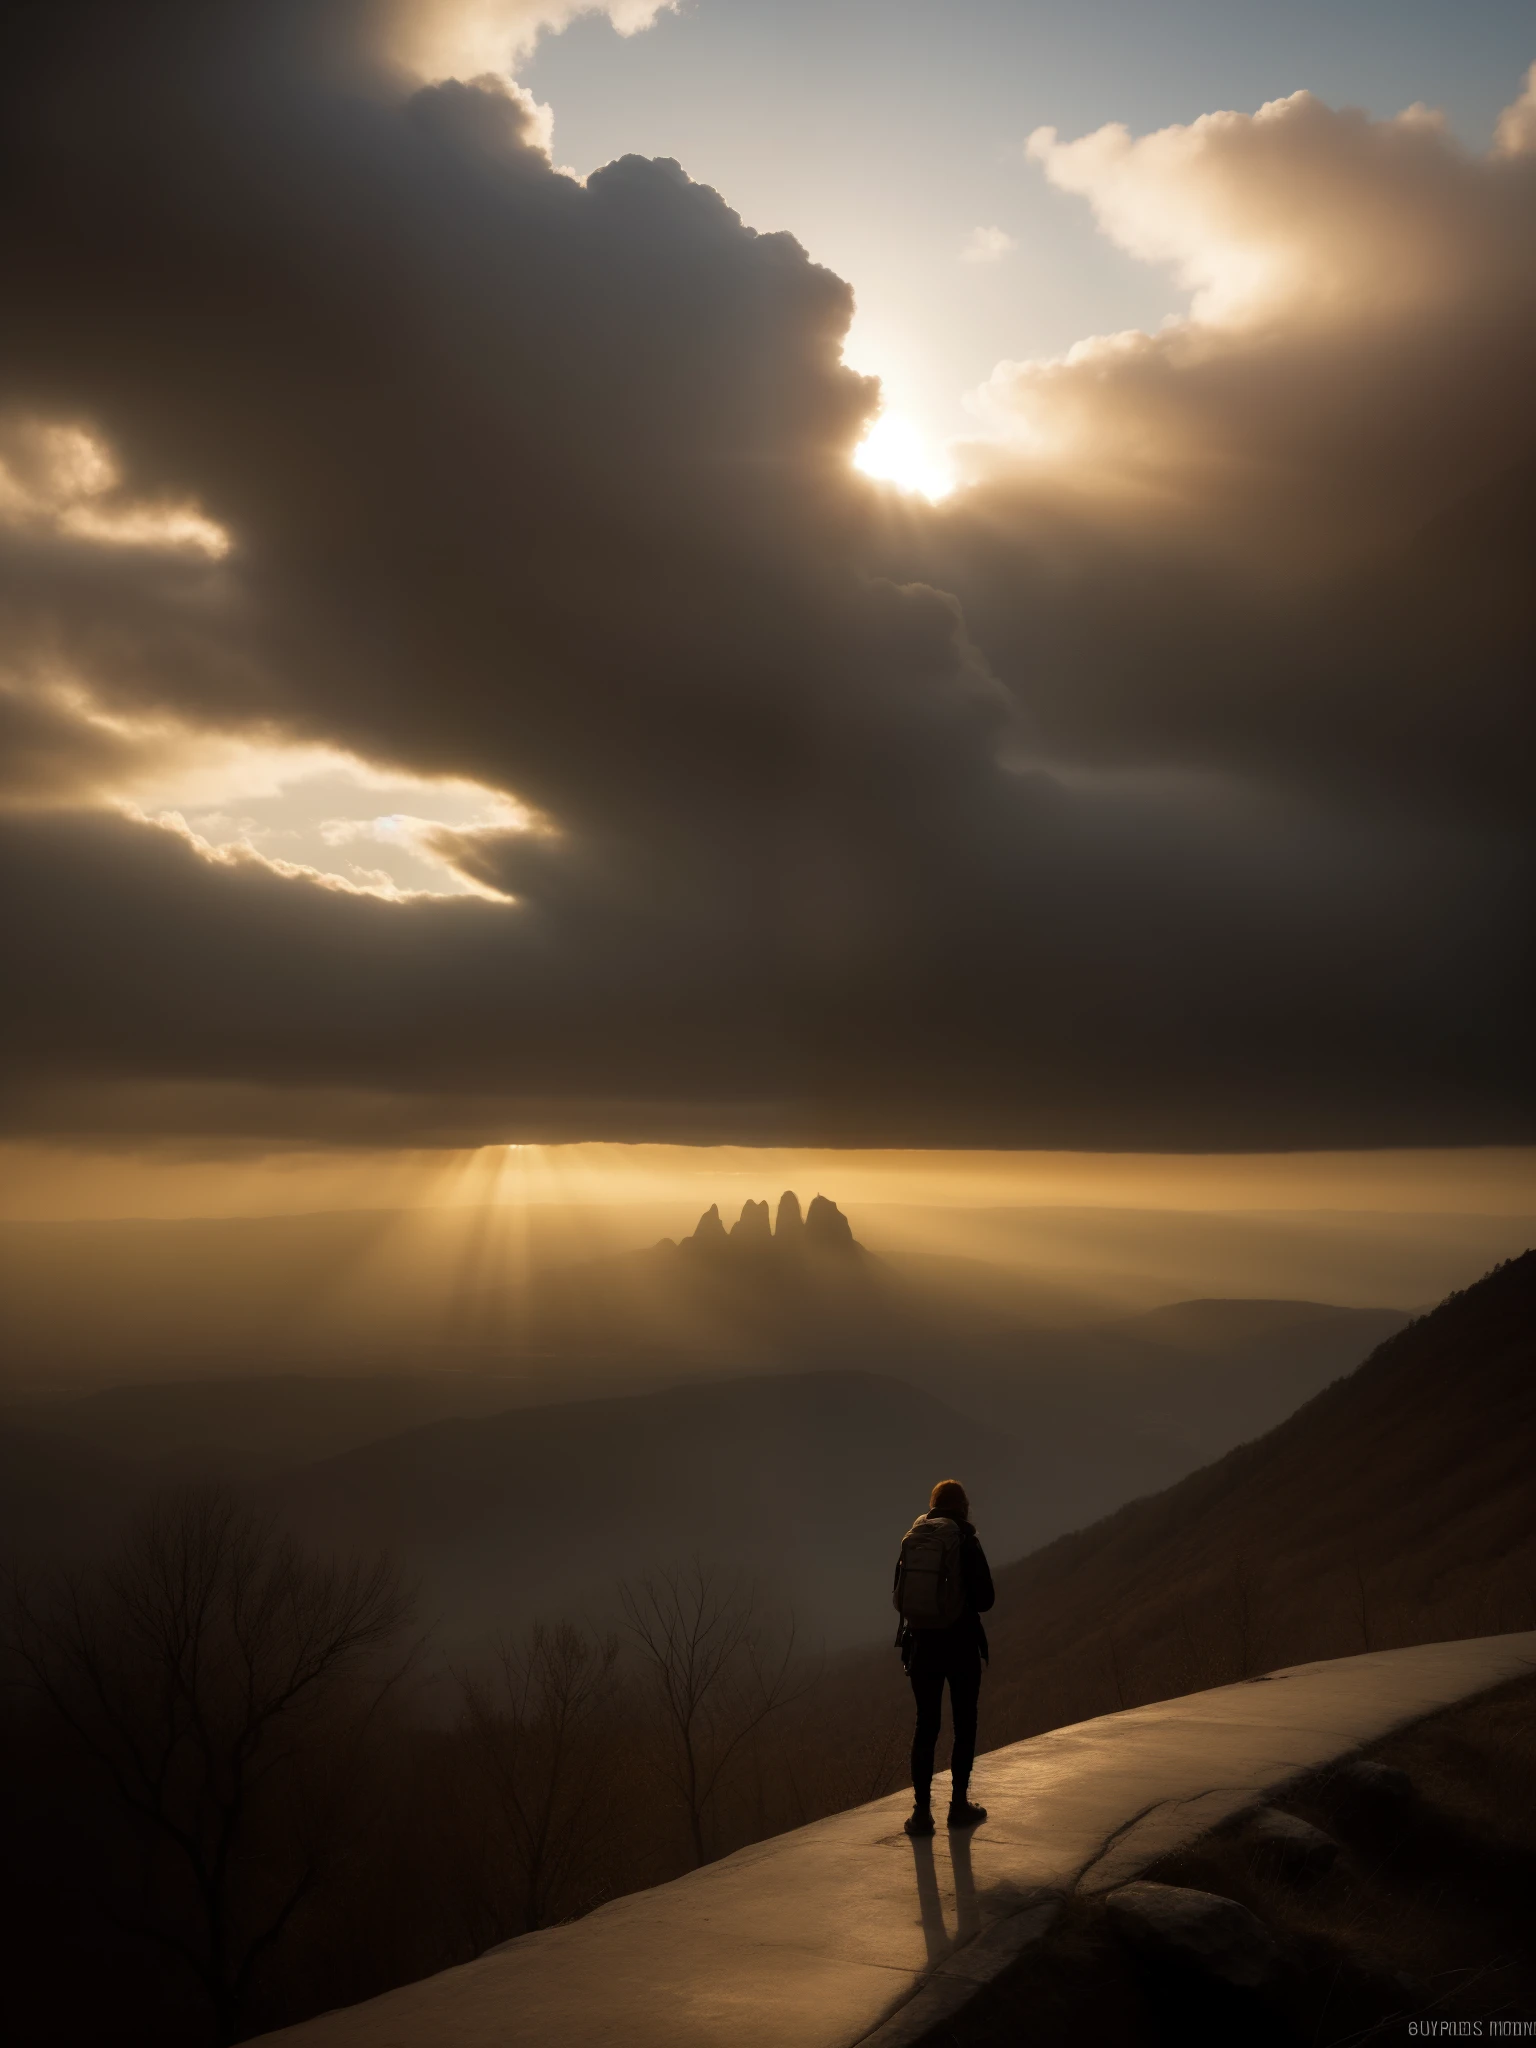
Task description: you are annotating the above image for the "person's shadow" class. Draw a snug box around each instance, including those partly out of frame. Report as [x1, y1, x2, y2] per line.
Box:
[950, 1830, 981, 1943]
[908, 1831, 981, 1966]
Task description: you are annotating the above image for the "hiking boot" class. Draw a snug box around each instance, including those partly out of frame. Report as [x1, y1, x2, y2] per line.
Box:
[947, 1799, 987, 1829]
[903, 1806, 935, 1836]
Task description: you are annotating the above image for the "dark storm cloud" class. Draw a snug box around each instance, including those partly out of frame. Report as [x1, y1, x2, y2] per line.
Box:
[0, 2, 1531, 1147]
[4, 789, 1528, 1150]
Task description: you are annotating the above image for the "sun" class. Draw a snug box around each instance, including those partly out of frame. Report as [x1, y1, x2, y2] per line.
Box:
[852, 414, 954, 501]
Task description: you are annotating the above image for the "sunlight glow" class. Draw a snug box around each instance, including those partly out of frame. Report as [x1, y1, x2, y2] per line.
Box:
[3, 675, 541, 901]
[0, 421, 230, 557]
[124, 743, 537, 902]
[852, 414, 954, 501]
[4, 1138, 1533, 1322]
[9, 1140, 1532, 1225]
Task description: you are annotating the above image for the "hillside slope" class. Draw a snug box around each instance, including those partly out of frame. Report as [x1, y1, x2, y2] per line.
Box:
[7, 1288, 1401, 1497]
[936, 1297, 1406, 1471]
[981, 1252, 1536, 1735]
[264, 1368, 1148, 1652]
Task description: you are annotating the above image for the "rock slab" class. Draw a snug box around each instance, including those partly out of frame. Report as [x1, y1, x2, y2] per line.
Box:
[1106, 1881, 1281, 1987]
[1247, 1807, 1339, 1877]
[1333, 1758, 1414, 1806]
[249, 1632, 1536, 2048]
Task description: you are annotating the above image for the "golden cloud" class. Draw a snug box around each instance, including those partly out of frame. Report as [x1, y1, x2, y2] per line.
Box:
[962, 76, 1536, 570]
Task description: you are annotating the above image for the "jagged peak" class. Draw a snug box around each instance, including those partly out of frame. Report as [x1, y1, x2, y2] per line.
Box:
[676, 1191, 862, 1261]
[805, 1194, 855, 1249]
[684, 1203, 728, 1251]
[730, 1199, 772, 1245]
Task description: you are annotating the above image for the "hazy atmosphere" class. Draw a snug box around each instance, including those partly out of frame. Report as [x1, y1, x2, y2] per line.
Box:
[3, 4, 1534, 2045]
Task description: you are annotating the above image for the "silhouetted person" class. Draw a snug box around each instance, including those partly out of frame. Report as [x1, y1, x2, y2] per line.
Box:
[893, 1477, 994, 1834]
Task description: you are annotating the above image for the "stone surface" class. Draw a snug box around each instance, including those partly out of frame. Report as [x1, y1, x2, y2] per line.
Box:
[250, 1632, 1536, 2048]
[1332, 1758, 1414, 1805]
[1106, 1880, 1280, 1987]
[1246, 1806, 1338, 1877]
[774, 1189, 804, 1241]
[854, 1898, 1062, 2048]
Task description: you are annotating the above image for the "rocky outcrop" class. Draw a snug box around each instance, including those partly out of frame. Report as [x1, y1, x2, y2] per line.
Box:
[677, 1193, 861, 1261]
[1332, 1759, 1413, 1809]
[685, 1203, 729, 1252]
[1105, 1881, 1280, 1987]
[730, 1199, 772, 1246]
[240, 1637, 1536, 2048]
[1246, 1808, 1338, 1878]
[805, 1195, 855, 1250]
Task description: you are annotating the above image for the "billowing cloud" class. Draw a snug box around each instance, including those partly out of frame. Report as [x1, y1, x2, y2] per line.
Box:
[0, 4, 1531, 1149]
[930, 76, 1536, 834]
[975, 85, 1536, 557]
[380, 0, 677, 80]
[0, 420, 230, 560]
[1495, 61, 1536, 156]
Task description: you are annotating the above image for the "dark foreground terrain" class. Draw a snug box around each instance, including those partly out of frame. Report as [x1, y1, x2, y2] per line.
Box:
[926, 1667, 1536, 2047]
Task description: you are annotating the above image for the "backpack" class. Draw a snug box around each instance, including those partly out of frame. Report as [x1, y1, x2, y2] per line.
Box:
[893, 1515, 966, 1630]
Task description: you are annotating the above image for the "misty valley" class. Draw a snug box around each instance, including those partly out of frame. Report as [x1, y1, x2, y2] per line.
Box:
[3, 1197, 1533, 2045]
[1, 1195, 1411, 1652]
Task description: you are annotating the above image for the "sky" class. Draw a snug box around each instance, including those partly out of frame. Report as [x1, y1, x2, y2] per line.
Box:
[523, 0, 1536, 461]
[1, 0, 1534, 1177]
[6, 1142, 1535, 1371]
[10, 1138, 1536, 1225]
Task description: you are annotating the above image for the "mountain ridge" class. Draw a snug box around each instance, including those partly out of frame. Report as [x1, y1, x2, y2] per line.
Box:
[976, 1250, 1536, 1736]
[259, 1367, 1083, 1651]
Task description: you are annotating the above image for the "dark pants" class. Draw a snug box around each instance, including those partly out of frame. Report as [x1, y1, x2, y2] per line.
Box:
[909, 1644, 982, 1807]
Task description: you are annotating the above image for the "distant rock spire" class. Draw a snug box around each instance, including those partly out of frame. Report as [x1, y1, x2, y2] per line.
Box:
[805, 1194, 856, 1252]
[686, 1202, 729, 1253]
[731, 1198, 772, 1246]
[653, 1191, 866, 1269]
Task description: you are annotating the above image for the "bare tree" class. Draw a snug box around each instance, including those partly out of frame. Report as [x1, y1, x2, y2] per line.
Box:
[457, 1620, 622, 1937]
[1351, 1557, 1374, 1652]
[1231, 1554, 1258, 1679]
[811, 1706, 906, 1814]
[1176, 1600, 1201, 1691]
[619, 1564, 808, 1867]
[9, 1488, 413, 2044]
[1106, 1628, 1128, 1711]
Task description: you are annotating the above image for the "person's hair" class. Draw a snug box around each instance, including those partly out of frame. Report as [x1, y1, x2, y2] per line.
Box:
[929, 1478, 969, 1518]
